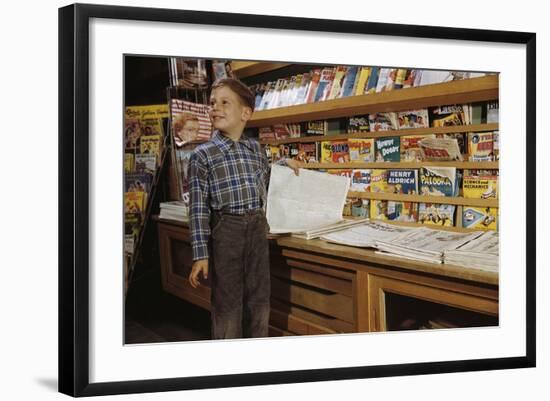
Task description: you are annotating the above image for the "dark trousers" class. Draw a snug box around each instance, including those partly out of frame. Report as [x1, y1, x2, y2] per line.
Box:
[210, 210, 270, 339]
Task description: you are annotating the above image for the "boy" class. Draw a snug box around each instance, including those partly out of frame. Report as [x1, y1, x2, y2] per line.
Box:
[188, 78, 300, 339]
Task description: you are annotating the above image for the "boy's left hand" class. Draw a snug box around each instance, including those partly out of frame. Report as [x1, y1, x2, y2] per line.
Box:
[286, 159, 302, 175]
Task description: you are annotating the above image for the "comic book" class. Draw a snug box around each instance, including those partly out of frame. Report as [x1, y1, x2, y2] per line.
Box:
[350, 169, 371, 192]
[365, 66, 380, 94]
[124, 153, 134, 173]
[125, 172, 153, 194]
[258, 126, 276, 140]
[402, 69, 418, 89]
[305, 120, 327, 136]
[387, 169, 419, 194]
[305, 69, 322, 103]
[348, 138, 374, 162]
[350, 198, 370, 218]
[462, 206, 498, 230]
[124, 118, 142, 150]
[258, 81, 274, 110]
[170, 98, 212, 142]
[135, 154, 157, 174]
[124, 191, 145, 214]
[314, 67, 336, 102]
[418, 203, 456, 227]
[295, 72, 311, 105]
[320, 141, 333, 163]
[139, 134, 161, 159]
[375, 136, 400, 162]
[393, 68, 408, 89]
[370, 200, 418, 222]
[375, 68, 392, 92]
[463, 171, 499, 199]
[327, 66, 348, 99]
[468, 132, 494, 161]
[435, 132, 467, 155]
[354, 67, 371, 96]
[397, 109, 429, 129]
[419, 137, 463, 161]
[279, 143, 300, 159]
[400, 134, 435, 161]
[430, 104, 466, 127]
[140, 118, 163, 137]
[273, 124, 291, 140]
[368, 112, 398, 132]
[419, 167, 457, 197]
[347, 115, 370, 134]
[340, 65, 359, 98]
[331, 140, 350, 163]
[297, 143, 318, 163]
[370, 169, 390, 193]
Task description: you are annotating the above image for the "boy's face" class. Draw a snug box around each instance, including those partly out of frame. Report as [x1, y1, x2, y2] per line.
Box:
[209, 86, 252, 135]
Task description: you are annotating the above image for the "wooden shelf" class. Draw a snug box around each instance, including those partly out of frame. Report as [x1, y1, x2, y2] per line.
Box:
[247, 75, 499, 128]
[300, 161, 499, 169]
[231, 61, 292, 78]
[347, 191, 499, 208]
[260, 123, 499, 145]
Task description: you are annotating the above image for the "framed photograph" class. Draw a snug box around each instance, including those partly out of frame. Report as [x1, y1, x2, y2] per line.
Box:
[59, 3, 536, 397]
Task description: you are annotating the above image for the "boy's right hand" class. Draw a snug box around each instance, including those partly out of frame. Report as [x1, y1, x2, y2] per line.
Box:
[189, 259, 209, 288]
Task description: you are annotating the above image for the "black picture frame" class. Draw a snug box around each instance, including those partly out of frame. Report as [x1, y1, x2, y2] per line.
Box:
[58, 3, 536, 397]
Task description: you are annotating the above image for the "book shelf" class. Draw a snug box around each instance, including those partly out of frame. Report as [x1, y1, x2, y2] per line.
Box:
[243, 69, 499, 232]
[247, 75, 498, 127]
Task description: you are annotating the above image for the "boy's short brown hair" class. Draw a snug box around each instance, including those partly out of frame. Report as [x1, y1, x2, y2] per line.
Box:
[211, 78, 255, 112]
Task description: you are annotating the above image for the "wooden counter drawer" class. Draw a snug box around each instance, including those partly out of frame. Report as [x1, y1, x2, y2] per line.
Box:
[270, 308, 338, 335]
[271, 276, 354, 323]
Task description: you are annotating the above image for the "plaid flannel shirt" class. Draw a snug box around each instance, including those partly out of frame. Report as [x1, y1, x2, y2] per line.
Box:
[189, 131, 280, 261]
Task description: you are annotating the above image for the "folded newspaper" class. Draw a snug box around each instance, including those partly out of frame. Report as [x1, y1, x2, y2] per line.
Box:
[321, 221, 415, 248]
[443, 231, 499, 271]
[375, 228, 484, 264]
[266, 165, 351, 234]
[159, 200, 189, 222]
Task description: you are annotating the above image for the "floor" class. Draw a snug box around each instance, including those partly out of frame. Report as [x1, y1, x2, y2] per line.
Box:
[124, 268, 211, 344]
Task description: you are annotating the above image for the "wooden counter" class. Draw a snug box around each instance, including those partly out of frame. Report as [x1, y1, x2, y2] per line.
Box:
[155, 217, 499, 337]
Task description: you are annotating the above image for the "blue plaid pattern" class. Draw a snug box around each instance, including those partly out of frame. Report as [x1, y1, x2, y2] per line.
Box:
[189, 131, 274, 261]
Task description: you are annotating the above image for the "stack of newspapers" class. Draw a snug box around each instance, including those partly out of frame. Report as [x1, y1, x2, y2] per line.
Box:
[320, 221, 415, 247]
[444, 231, 499, 272]
[374, 228, 484, 264]
[159, 201, 189, 222]
[292, 218, 369, 240]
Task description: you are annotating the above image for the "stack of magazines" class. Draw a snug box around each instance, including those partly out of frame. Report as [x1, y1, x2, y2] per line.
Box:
[444, 231, 499, 272]
[159, 201, 189, 222]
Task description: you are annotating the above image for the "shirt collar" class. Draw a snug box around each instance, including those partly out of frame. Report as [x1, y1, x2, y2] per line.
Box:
[212, 130, 255, 154]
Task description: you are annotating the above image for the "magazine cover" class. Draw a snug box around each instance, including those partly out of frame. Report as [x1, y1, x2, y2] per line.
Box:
[419, 167, 457, 197]
[135, 154, 157, 174]
[462, 206, 498, 230]
[468, 132, 495, 161]
[124, 153, 134, 173]
[401, 134, 435, 161]
[125, 172, 153, 194]
[430, 104, 466, 127]
[314, 67, 336, 102]
[306, 120, 327, 136]
[124, 118, 142, 150]
[139, 134, 161, 158]
[397, 109, 429, 129]
[125, 104, 170, 120]
[320, 141, 332, 163]
[365, 66, 380, 94]
[375, 137, 400, 162]
[327, 65, 348, 99]
[331, 140, 350, 163]
[174, 59, 208, 89]
[370, 200, 417, 222]
[141, 118, 164, 137]
[370, 169, 390, 193]
[369, 112, 398, 132]
[387, 169, 419, 194]
[354, 67, 371, 96]
[350, 169, 371, 192]
[351, 198, 370, 218]
[124, 191, 145, 214]
[297, 143, 318, 163]
[419, 137, 464, 161]
[487, 100, 499, 123]
[170, 98, 213, 143]
[347, 115, 370, 134]
[418, 203, 456, 227]
[258, 126, 276, 140]
[348, 138, 374, 162]
[463, 171, 499, 199]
